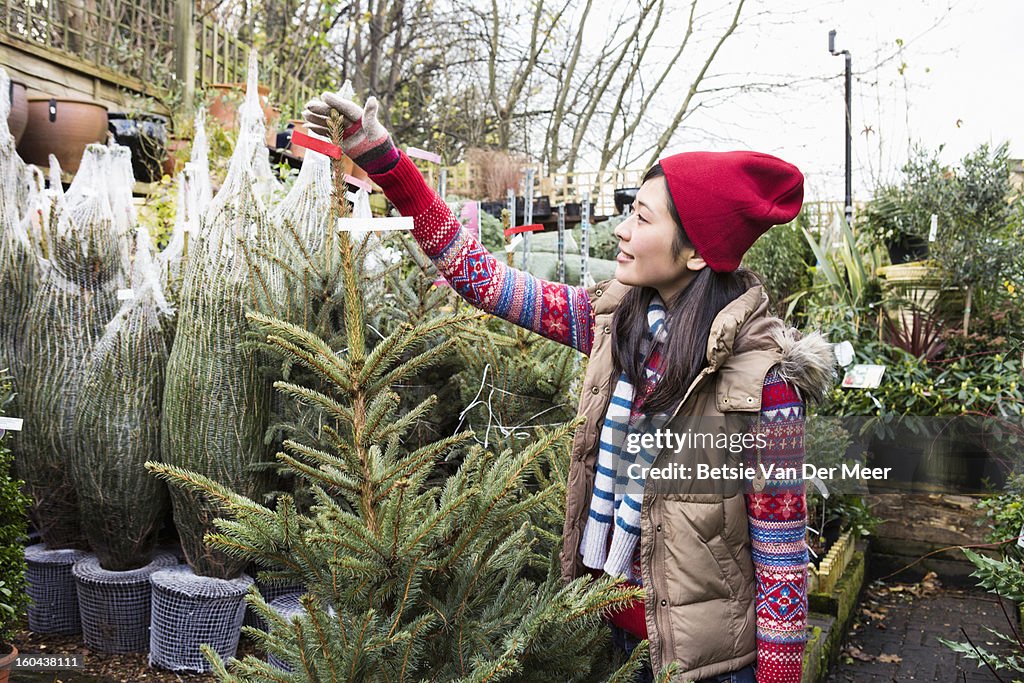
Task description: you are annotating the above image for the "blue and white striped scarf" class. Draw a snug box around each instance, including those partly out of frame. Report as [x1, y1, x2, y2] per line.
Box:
[580, 293, 669, 580]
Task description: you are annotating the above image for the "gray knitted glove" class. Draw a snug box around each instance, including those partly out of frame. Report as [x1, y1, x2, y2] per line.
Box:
[302, 94, 398, 173]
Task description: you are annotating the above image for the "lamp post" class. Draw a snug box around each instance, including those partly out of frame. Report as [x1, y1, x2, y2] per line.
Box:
[829, 29, 852, 228]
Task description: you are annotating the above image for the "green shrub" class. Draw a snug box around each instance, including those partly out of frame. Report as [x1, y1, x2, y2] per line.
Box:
[0, 373, 30, 644]
[742, 218, 814, 312]
[819, 337, 1024, 420]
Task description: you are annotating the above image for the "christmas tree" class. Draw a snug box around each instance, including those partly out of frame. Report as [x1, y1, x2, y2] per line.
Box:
[147, 108, 651, 681]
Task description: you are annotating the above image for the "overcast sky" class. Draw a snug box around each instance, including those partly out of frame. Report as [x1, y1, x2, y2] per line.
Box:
[641, 0, 1022, 203]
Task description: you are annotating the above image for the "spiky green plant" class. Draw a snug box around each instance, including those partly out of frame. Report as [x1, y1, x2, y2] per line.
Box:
[147, 302, 650, 682]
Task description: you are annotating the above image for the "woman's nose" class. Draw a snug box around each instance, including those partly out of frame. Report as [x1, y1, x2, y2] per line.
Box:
[614, 216, 632, 240]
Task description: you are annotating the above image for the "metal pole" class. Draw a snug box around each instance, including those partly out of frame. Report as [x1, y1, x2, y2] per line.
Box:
[580, 190, 591, 287]
[844, 51, 852, 228]
[829, 29, 853, 228]
[438, 167, 448, 202]
[507, 188, 516, 266]
[556, 203, 566, 283]
[523, 168, 534, 270]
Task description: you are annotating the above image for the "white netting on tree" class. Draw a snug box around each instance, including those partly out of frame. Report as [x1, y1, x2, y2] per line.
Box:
[72, 227, 173, 570]
[160, 111, 212, 304]
[0, 67, 46, 383]
[18, 147, 131, 549]
[0, 88, 44, 391]
[72, 551, 179, 653]
[149, 566, 253, 672]
[107, 143, 138, 268]
[161, 50, 282, 579]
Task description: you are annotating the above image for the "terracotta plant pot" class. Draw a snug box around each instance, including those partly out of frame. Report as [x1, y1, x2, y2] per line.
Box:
[7, 81, 28, 144]
[207, 83, 279, 145]
[17, 98, 108, 173]
[0, 643, 18, 683]
[162, 135, 191, 178]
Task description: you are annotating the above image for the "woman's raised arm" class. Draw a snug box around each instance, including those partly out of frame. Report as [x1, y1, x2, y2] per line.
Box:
[304, 93, 595, 356]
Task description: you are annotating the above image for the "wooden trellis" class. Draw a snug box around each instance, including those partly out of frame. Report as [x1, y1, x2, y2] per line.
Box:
[0, 0, 314, 120]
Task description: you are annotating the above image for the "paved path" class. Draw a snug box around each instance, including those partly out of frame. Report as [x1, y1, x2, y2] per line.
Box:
[825, 575, 1018, 682]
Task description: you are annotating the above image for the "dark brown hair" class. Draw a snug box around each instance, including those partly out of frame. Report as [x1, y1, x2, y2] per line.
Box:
[611, 164, 756, 414]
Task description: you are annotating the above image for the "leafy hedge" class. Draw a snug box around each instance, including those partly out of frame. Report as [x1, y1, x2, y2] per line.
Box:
[0, 373, 30, 644]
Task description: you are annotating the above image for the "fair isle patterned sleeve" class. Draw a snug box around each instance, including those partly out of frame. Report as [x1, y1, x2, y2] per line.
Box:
[746, 367, 809, 683]
[367, 151, 596, 355]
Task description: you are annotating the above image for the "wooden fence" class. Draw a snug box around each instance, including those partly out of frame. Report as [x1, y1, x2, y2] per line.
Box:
[0, 0, 314, 120]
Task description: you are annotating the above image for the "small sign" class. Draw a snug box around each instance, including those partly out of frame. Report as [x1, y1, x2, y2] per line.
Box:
[116, 288, 135, 301]
[928, 214, 938, 242]
[841, 364, 886, 389]
[406, 147, 442, 164]
[504, 223, 544, 237]
[0, 416, 24, 431]
[505, 235, 524, 252]
[337, 216, 413, 232]
[344, 174, 372, 193]
[291, 130, 342, 159]
[834, 340, 855, 367]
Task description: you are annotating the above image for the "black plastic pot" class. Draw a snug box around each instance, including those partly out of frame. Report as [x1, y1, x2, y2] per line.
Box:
[614, 187, 639, 215]
[514, 195, 551, 220]
[564, 201, 596, 218]
[107, 112, 169, 183]
[886, 235, 929, 264]
[480, 201, 505, 219]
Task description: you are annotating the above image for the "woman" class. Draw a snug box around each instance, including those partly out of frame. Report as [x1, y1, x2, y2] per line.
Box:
[303, 94, 835, 683]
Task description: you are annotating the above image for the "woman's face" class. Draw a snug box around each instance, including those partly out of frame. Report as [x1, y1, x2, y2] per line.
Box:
[613, 176, 706, 302]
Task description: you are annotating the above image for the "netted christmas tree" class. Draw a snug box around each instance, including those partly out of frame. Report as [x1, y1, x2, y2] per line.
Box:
[160, 51, 284, 579]
[72, 227, 173, 570]
[147, 107, 649, 682]
[17, 145, 131, 549]
[160, 111, 213, 313]
[0, 66, 44, 403]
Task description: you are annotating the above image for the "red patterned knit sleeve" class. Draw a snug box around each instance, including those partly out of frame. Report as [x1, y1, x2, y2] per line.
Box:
[746, 367, 809, 683]
[368, 152, 595, 355]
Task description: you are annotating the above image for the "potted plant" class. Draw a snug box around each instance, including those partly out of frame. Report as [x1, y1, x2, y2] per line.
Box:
[0, 375, 31, 682]
[6, 77, 28, 145]
[16, 97, 109, 173]
[863, 185, 930, 264]
[107, 111, 170, 183]
[206, 83, 280, 147]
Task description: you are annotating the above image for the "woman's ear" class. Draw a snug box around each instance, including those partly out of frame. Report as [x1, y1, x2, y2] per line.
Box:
[686, 253, 707, 272]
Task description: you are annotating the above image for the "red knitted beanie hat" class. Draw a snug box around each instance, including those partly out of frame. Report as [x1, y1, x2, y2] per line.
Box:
[659, 151, 804, 272]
